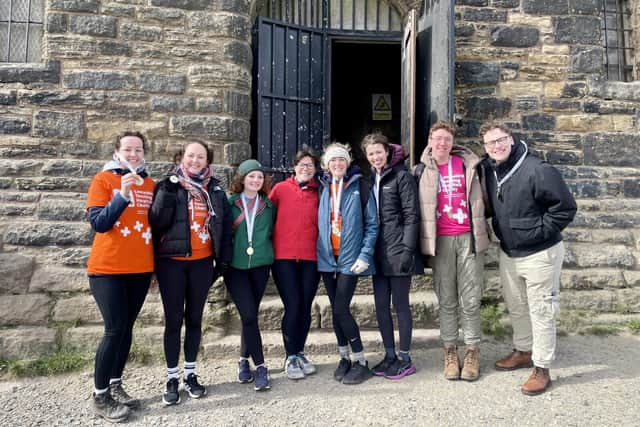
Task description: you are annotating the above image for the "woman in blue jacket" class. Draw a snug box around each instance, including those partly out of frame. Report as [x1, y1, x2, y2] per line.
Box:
[317, 143, 378, 385]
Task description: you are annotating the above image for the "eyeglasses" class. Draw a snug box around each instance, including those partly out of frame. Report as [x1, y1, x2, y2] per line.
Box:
[296, 163, 315, 169]
[431, 136, 453, 143]
[484, 135, 511, 148]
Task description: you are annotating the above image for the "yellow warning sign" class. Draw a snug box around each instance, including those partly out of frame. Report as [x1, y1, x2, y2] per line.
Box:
[372, 94, 392, 121]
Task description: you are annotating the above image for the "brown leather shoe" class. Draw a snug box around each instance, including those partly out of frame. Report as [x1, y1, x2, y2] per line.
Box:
[495, 349, 533, 371]
[460, 346, 480, 381]
[443, 345, 460, 380]
[521, 367, 551, 395]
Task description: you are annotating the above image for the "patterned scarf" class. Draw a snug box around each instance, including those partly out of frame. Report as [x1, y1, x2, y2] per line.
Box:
[174, 164, 215, 230]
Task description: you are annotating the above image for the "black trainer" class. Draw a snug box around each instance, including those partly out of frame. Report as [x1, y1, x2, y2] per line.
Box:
[371, 355, 397, 376]
[109, 382, 141, 410]
[333, 358, 351, 382]
[93, 392, 129, 423]
[162, 378, 181, 406]
[184, 373, 207, 398]
[342, 361, 372, 385]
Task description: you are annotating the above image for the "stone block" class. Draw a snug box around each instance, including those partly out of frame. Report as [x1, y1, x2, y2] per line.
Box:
[546, 150, 582, 165]
[0, 61, 61, 84]
[120, 23, 163, 42]
[583, 133, 638, 167]
[0, 117, 30, 135]
[150, 0, 213, 10]
[623, 180, 640, 198]
[455, 61, 500, 86]
[196, 96, 224, 113]
[224, 40, 251, 67]
[86, 119, 165, 142]
[61, 325, 102, 350]
[554, 16, 601, 44]
[515, 96, 539, 112]
[0, 327, 57, 359]
[563, 288, 640, 313]
[49, 247, 91, 267]
[589, 79, 640, 102]
[225, 91, 251, 117]
[455, 23, 475, 37]
[212, 0, 251, 13]
[138, 7, 185, 23]
[170, 115, 244, 140]
[464, 97, 512, 119]
[0, 294, 50, 326]
[569, 0, 601, 15]
[456, 0, 487, 5]
[15, 176, 91, 192]
[52, 295, 101, 323]
[556, 115, 634, 132]
[562, 82, 587, 98]
[561, 269, 626, 290]
[29, 267, 88, 293]
[0, 254, 34, 294]
[4, 222, 93, 246]
[523, 0, 568, 15]
[138, 73, 186, 94]
[623, 271, 640, 287]
[36, 199, 85, 221]
[69, 15, 117, 38]
[570, 46, 603, 74]
[50, 0, 99, 13]
[189, 13, 250, 39]
[0, 91, 16, 105]
[33, 111, 85, 139]
[150, 96, 195, 112]
[188, 64, 251, 90]
[542, 99, 581, 111]
[494, 0, 519, 7]
[498, 82, 543, 98]
[19, 90, 106, 108]
[46, 13, 68, 33]
[63, 71, 135, 90]
[491, 26, 539, 47]
[463, 8, 507, 22]
[40, 159, 83, 176]
[136, 293, 165, 326]
[522, 113, 556, 130]
[565, 244, 636, 269]
[223, 142, 251, 165]
[102, 2, 136, 17]
[0, 159, 44, 176]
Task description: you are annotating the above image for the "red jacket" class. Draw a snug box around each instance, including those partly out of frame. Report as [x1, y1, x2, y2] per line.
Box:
[269, 176, 319, 261]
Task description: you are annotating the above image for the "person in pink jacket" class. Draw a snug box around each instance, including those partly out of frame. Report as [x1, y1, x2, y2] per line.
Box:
[269, 149, 321, 380]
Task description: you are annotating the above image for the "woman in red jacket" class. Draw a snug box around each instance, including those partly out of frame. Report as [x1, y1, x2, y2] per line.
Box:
[269, 149, 320, 380]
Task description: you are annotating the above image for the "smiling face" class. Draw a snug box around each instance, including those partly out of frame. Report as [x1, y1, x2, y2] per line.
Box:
[181, 143, 208, 175]
[328, 157, 348, 179]
[365, 143, 388, 172]
[243, 170, 264, 193]
[116, 136, 144, 169]
[294, 156, 316, 182]
[483, 128, 514, 164]
[428, 128, 454, 165]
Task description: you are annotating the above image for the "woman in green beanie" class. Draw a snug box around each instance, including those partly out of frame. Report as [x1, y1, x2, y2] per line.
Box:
[225, 159, 275, 391]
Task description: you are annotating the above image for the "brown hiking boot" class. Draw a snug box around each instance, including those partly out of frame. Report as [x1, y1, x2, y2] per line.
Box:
[521, 367, 551, 395]
[443, 345, 460, 380]
[495, 349, 533, 371]
[460, 346, 480, 381]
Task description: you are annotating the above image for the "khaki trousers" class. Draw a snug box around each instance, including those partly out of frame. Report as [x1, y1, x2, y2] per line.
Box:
[500, 241, 564, 369]
[432, 233, 484, 346]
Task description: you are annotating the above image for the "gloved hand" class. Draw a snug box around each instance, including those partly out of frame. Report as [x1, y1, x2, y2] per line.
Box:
[350, 259, 369, 275]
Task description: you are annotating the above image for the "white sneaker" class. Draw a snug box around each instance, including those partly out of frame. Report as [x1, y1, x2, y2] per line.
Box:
[297, 353, 316, 375]
[285, 357, 305, 380]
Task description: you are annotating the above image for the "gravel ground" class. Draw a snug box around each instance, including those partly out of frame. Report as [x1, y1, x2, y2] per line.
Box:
[1, 334, 638, 426]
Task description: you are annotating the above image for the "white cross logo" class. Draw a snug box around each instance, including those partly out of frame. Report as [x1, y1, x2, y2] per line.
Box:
[460, 200, 467, 208]
[121, 227, 131, 237]
[443, 204, 452, 214]
[133, 221, 143, 232]
[142, 228, 152, 245]
[191, 222, 200, 232]
[198, 230, 210, 243]
[452, 208, 468, 224]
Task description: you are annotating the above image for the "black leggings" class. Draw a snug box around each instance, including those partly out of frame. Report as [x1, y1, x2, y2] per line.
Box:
[272, 260, 320, 356]
[225, 265, 270, 365]
[90, 273, 151, 390]
[322, 273, 363, 353]
[156, 257, 215, 368]
[372, 275, 413, 353]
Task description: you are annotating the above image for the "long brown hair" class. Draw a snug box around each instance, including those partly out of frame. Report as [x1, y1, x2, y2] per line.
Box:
[228, 171, 273, 197]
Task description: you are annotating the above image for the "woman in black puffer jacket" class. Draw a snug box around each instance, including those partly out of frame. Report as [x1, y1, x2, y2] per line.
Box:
[149, 141, 232, 406]
[363, 133, 420, 380]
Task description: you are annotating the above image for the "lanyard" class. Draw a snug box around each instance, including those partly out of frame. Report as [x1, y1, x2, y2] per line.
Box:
[240, 193, 259, 246]
[331, 177, 344, 221]
[438, 157, 453, 209]
[374, 173, 381, 210]
[493, 141, 528, 200]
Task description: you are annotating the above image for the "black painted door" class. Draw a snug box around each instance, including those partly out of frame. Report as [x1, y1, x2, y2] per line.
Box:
[254, 17, 326, 176]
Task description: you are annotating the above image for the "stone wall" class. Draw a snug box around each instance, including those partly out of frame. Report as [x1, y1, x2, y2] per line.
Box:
[1, 0, 639, 360]
[454, 0, 640, 317]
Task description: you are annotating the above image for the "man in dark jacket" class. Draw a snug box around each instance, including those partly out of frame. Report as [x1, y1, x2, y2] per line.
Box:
[480, 122, 577, 396]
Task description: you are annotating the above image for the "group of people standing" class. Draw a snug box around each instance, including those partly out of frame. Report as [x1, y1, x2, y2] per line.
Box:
[86, 119, 576, 423]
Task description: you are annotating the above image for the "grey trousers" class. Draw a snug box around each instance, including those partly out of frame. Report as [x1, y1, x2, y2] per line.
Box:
[500, 241, 564, 368]
[432, 233, 484, 346]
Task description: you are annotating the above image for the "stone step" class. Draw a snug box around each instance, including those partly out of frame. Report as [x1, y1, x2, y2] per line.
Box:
[225, 291, 440, 333]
